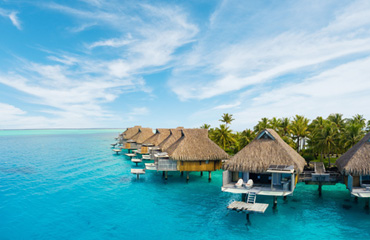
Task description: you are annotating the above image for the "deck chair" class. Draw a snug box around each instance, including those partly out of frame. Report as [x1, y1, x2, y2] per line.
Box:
[244, 179, 253, 189]
[235, 179, 244, 188]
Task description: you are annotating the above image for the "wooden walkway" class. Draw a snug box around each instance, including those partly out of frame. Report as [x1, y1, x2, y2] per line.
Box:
[314, 162, 325, 174]
[227, 201, 269, 213]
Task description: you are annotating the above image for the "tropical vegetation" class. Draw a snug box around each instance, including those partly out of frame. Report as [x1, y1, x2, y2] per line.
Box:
[202, 113, 370, 167]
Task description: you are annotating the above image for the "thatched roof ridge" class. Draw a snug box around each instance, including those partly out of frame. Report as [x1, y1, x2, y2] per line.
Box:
[122, 126, 141, 140]
[223, 129, 305, 173]
[130, 128, 154, 144]
[158, 128, 183, 151]
[142, 128, 171, 146]
[166, 128, 229, 161]
[336, 132, 370, 176]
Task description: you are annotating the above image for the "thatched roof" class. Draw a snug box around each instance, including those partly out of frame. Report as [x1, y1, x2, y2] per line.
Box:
[223, 129, 305, 173]
[166, 129, 229, 161]
[336, 132, 370, 176]
[122, 126, 141, 140]
[158, 128, 183, 151]
[142, 128, 171, 146]
[130, 128, 154, 144]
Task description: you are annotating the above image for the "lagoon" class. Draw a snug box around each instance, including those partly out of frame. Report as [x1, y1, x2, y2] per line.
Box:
[0, 130, 369, 240]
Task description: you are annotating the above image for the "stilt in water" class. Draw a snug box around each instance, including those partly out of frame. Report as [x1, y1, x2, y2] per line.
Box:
[186, 171, 190, 182]
[165, 171, 168, 180]
[246, 213, 250, 221]
[283, 196, 287, 201]
[136, 174, 140, 180]
[318, 183, 322, 196]
[180, 171, 184, 176]
[208, 171, 212, 181]
[365, 199, 369, 209]
[273, 196, 278, 208]
[200, 171, 203, 177]
[355, 196, 358, 202]
[162, 171, 165, 177]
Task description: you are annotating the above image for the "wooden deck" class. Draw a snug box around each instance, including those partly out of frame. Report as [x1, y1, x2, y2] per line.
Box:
[112, 149, 121, 154]
[222, 184, 292, 196]
[131, 168, 145, 174]
[125, 153, 136, 157]
[145, 163, 156, 171]
[227, 201, 269, 213]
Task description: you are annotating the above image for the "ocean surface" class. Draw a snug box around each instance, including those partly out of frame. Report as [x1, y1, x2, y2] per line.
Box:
[1, 129, 369, 240]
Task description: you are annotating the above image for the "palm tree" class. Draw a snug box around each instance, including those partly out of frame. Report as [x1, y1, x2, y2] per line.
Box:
[279, 117, 291, 136]
[269, 117, 282, 133]
[308, 117, 326, 160]
[219, 113, 234, 128]
[314, 122, 338, 167]
[239, 129, 256, 149]
[212, 124, 235, 151]
[254, 117, 270, 132]
[200, 124, 211, 130]
[347, 114, 366, 129]
[327, 113, 345, 132]
[367, 120, 370, 132]
[340, 123, 365, 151]
[290, 115, 310, 152]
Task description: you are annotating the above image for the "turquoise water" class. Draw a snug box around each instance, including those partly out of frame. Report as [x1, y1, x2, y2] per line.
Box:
[1, 130, 369, 240]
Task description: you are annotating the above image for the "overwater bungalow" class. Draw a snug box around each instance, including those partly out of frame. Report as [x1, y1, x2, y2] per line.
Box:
[164, 128, 229, 180]
[138, 128, 171, 155]
[336, 132, 370, 198]
[150, 128, 184, 173]
[123, 127, 154, 152]
[222, 129, 305, 198]
[120, 126, 141, 144]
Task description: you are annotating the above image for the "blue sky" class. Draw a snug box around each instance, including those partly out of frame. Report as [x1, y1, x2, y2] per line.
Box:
[1, 0, 370, 130]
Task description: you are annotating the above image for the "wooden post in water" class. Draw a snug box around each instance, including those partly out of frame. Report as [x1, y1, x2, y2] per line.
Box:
[366, 199, 369, 209]
[186, 171, 190, 181]
[273, 196, 277, 208]
[180, 171, 184, 176]
[165, 171, 168, 180]
[246, 213, 250, 221]
[200, 171, 203, 176]
[136, 174, 140, 180]
[208, 171, 212, 181]
[162, 171, 165, 177]
[318, 183, 322, 196]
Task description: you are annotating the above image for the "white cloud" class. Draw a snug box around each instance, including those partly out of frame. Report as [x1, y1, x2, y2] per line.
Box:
[232, 56, 370, 130]
[213, 101, 241, 110]
[0, 103, 26, 116]
[0, 2, 197, 128]
[169, 0, 370, 101]
[88, 36, 133, 49]
[0, 8, 21, 30]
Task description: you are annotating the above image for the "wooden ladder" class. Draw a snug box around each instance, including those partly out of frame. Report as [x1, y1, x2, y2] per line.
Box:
[247, 192, 257, 204]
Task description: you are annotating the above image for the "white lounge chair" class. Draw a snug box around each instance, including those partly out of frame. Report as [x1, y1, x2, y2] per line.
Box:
[235, 179, 244, 188]
[244, 179, 253, 189]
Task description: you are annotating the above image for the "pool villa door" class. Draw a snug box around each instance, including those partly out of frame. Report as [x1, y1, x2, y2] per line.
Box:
[272, 173, 282, 186]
